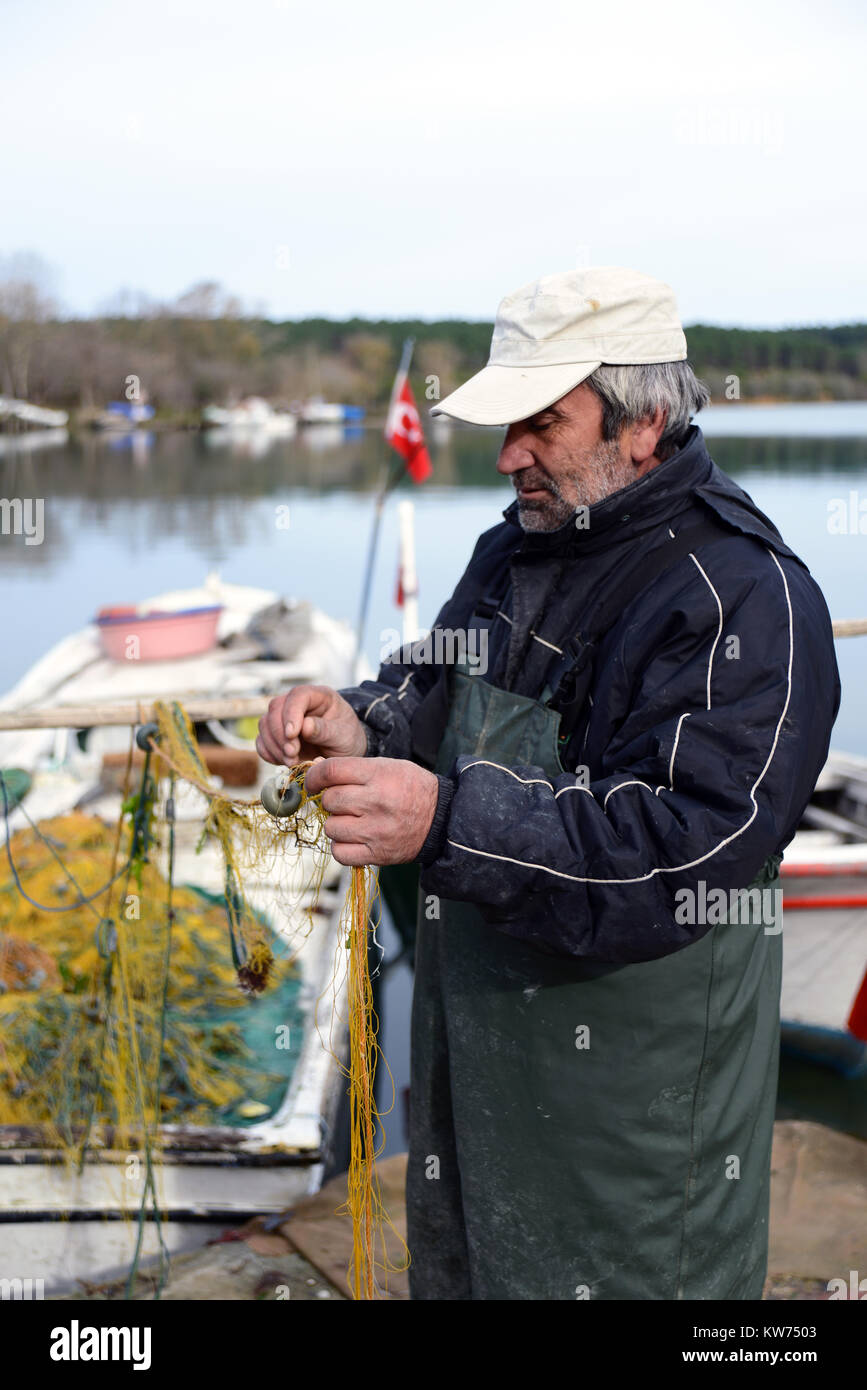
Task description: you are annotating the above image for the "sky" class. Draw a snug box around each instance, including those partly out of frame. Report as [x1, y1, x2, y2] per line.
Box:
[2, 0, 865, 327]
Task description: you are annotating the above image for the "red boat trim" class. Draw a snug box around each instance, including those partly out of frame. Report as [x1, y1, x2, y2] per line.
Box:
[782, 863, 867, 878]
[783, 893, 867, 910]
[95, 605, 222, 626]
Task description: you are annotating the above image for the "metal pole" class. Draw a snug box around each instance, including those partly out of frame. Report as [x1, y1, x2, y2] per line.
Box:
[398, 498, 420, 644]
[355, 337, 416, 655]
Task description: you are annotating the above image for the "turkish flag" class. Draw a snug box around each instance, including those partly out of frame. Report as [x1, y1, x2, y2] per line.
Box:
[385, 374, 433, 483]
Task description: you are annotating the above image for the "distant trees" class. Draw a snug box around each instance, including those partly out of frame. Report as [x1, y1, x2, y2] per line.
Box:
[1, 255, 865, 417]
[686, 323, 867, 399]
[0, 253, 58, 399]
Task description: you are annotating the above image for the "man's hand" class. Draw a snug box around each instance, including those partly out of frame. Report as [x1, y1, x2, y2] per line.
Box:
[256, 685, 368, 765]
[305, 757, 439, 866]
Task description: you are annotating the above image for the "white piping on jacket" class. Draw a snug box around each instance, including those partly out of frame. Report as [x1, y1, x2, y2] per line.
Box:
[530, 630, 563, 654]
[688, 553, 724, 711]
[602, 779, 655, 810]
[459, 759, 555, 790]
[668, 711, 692, 789]
[364, 692, 389, 717]
[364, 670, 413, 717]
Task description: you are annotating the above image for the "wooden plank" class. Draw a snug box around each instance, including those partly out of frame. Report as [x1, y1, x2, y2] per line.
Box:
[0, 1122, 313, 1160]
[0, 695, 273, 731]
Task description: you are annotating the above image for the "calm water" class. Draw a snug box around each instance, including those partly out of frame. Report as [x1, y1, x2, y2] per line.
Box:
[3, 405, 866, 1151]
[1, 403, 866, 749]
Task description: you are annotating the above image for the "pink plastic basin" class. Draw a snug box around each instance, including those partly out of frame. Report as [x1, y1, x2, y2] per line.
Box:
[95, 605, 223, 661]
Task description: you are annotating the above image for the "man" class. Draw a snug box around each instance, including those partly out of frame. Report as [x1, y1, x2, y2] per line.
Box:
[257, 268, 840, 1300]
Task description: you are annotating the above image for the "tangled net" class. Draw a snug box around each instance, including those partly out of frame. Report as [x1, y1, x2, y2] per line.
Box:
[0, 699, 407, 1299]
[0, 814, 292, 1134]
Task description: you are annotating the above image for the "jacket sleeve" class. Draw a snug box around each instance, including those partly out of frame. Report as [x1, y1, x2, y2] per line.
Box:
[339, 521, 512, 764]
[339, 646, 437, 762]
[418, 543, 840, 964]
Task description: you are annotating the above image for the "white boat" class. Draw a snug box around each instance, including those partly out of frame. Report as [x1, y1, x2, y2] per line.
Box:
[95, 401, 155, 430]
[298, 396, 366, 426]
[0, 397, 68, 429]
[780, 752, 867, 1076]
[201, 397, 297, 436]
[0, 576, 369, 1292]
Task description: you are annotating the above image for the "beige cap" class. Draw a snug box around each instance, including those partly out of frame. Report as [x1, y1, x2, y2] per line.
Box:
[430, 266, 687, 426]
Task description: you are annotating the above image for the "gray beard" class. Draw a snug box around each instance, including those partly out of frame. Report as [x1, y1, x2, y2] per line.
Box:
[516, 439, 635, 532]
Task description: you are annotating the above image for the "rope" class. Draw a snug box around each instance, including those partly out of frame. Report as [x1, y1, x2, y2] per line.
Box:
[0, 770, 135, 916]
[124, 772, 175, 1301]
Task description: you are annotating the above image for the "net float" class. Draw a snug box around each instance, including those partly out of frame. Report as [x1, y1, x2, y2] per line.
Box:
[135, 721, 160, 751]
[260, 776, 302, 818]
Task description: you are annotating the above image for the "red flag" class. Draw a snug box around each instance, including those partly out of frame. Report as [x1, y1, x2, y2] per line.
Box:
[385, 372, 433, 483]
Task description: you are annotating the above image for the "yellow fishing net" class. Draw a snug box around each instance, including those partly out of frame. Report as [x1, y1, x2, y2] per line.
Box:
[0, 699, 407, 1300]
[0, 813, 290, 1133]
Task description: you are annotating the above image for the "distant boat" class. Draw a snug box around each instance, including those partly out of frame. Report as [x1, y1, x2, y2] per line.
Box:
[201, 397, 297, 436]
[298, 396, 366, 426]
[781, 750, 867, 1077]
[0, 396, 68, 429]
[95, 400, 155, 430]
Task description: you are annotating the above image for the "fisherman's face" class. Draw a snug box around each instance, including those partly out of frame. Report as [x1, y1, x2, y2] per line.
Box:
[496, 382, 639, 532]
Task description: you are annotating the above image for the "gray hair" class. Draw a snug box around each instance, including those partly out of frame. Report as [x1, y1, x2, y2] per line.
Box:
[584, 361, 711, 460]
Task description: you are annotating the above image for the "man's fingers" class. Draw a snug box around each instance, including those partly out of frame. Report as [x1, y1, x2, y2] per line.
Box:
[281, 686, 332, 740]
[300, 713, 335, 747]
[323, 814, 366, 843]
[255, 729, 284, 766]
[305, 756, 370, 796]
[330, 841, 374, 867]
[320, 785, 364, 816]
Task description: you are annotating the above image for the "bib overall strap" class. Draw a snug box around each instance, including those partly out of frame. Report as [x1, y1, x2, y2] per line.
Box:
[469, 594, 504, 637]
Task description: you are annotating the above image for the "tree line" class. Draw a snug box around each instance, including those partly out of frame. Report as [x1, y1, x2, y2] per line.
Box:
[1, 261, 865, 420]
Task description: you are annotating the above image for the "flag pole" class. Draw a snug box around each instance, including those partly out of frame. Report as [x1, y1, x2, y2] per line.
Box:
[397, 498, 419, 644]
[355, 337, 415, 656]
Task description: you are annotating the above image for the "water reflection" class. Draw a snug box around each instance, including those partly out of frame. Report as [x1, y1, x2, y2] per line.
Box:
[0, 428, 68, 458]
[3, 412, 865, 514]
[104, 430, 155, 465]
[202, 427, 286, 462]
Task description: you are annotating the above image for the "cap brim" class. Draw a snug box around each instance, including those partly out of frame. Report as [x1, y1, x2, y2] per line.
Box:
[429, 360, 602, 426]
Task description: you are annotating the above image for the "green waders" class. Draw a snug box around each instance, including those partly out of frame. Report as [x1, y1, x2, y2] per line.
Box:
[406, 666, 782, 1300]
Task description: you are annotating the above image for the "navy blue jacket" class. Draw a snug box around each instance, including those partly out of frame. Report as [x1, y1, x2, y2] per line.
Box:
[341, 427, 840, 964]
